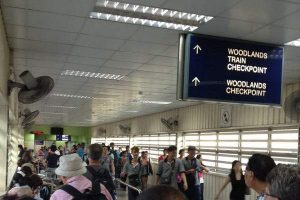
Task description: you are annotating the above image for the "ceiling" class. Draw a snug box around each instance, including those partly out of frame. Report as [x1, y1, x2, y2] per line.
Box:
[1, 0, 300, 126]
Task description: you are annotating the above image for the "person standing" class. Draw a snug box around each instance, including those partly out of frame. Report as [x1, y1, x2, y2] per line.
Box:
[156, 145, 188, 191]
[76, 144, 84, 160]
[101, 146, 115, 177]
[182, 146, 204, 200]
[214, 160, 247, 200]
[139, 151, 153, 191]
[158, 148, 168, 162]
[46, 145, 59, 179]
[50, 154, 112, 200]
[244, 154, 276, 200]
[178, 149, 185, 160]
[121, 146, 142, 200]
[196, 154, 209, 200]
[120, 151, 128, 191]
[84, 143, 116, 200]
[18, 145, 25, 159]
[265, 164, 300, 200]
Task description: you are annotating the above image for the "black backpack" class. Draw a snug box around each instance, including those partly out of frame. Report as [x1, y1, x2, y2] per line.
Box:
[86, 166, 116, 196]
[60, 184, 107, 200]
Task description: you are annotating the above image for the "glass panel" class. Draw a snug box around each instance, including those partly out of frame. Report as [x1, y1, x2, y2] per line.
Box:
[271, 142, 298, 149]
[242, 134, 268, 140]
[218, 163, 232, 169]
[241, 142, 268, 148]
[218, 141, 238, 147]
[200, 134, 217, 140]
[272, 133, 298, 140]
[218, 155, 238, 162]
[185, 135, 199, 140]
[200, 141, 217, 147]
[219, 134, 239, 140]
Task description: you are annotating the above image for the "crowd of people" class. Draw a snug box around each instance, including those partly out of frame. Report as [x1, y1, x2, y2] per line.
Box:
[1, 143, 299, 200]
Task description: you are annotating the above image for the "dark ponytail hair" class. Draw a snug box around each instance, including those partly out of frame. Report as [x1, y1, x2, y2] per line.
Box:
[230, 160, 242, 177]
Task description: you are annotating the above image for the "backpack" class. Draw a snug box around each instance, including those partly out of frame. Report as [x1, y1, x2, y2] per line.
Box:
[60, 184, 107, 200]
[86, 166, 116, 196]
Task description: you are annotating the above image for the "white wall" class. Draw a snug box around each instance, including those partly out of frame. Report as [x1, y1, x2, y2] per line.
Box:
[0, 8, 10, 193]
[0, 9, 23, 192]
[92, 82, 300, 137]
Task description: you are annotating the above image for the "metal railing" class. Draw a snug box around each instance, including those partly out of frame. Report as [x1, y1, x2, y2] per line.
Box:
[114, 178, 142, 194]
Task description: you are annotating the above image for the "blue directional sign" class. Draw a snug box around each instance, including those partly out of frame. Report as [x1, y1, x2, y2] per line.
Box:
[177, 34, 284, 105]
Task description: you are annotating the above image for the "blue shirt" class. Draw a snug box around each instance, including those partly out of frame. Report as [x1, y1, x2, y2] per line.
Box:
[76, 147, 84, 159]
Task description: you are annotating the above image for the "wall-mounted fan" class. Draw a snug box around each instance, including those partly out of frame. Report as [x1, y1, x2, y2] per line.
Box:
[21, 109, 39, 126]
[8, 70, 54, 104]
[119, 124, 131, 133]
[97, 127, 106, 134]
[23, 121, 35, 131]
[284, 90, 300, 121]
[161, 117, 178, 131]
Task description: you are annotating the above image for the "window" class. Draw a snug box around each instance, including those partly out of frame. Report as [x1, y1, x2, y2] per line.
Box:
[132, 133, 176, 162]
[270, 129, 298, 164]
[91, 137, 106, 144]
[106, 136, 130, 150]
[91, 137, 130, 150]
[184, 127, 299, 173]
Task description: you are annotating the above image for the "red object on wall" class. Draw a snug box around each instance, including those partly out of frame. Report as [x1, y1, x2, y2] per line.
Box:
[30, 130, 44, 135]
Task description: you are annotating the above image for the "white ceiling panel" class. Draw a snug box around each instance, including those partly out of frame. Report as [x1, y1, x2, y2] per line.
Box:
[159, 46, 178, 58]
[6, 25, 78, 44]
[1, 0, 94, 17]
[284, 60, 300, 70]
[13, 50, 68, 62]
[9, 38, 72, 54]
[148, 56, 177, 67]
[75, 34, 125, 50]
[2, 7, 86, 32]
[219, 0, 300, 24]
[120, 41, 169, 55]
[130, 26, 179, 45]
[102, 60, 142, 70]
[243, 25, 300, 44]
[63, 63, 100, 72]
[14, 58, 64, 69]
[97, 67, 133, 75]
[196, 17, 264, 38]
[14, 66, 62, 76]
[138, 64, 176, 73]
[163, 0, 240, 16]
[81, 19, 139, 40]
[67, 56, 105, 67]
[70, 46, 114, 59]
[273, 10, 300, 30]
[112, 51, 154, 63]
[129, 71, 176, 81]
[285, 46, 300, 60]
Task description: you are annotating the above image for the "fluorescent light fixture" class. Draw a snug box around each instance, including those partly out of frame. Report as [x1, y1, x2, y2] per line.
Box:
[46, 105, 77, 109]
[40, 112, 66, 115]
[51, 93, 96, 99]
[90, 0, 213, 31]
[134, 99, 172, 104]
[285, 38, 300, 47]
[61, 70, 125, 80]
[122, 110, 139, 113]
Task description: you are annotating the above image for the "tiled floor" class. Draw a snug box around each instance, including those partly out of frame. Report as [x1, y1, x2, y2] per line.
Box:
[115, 188, 128, 200]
